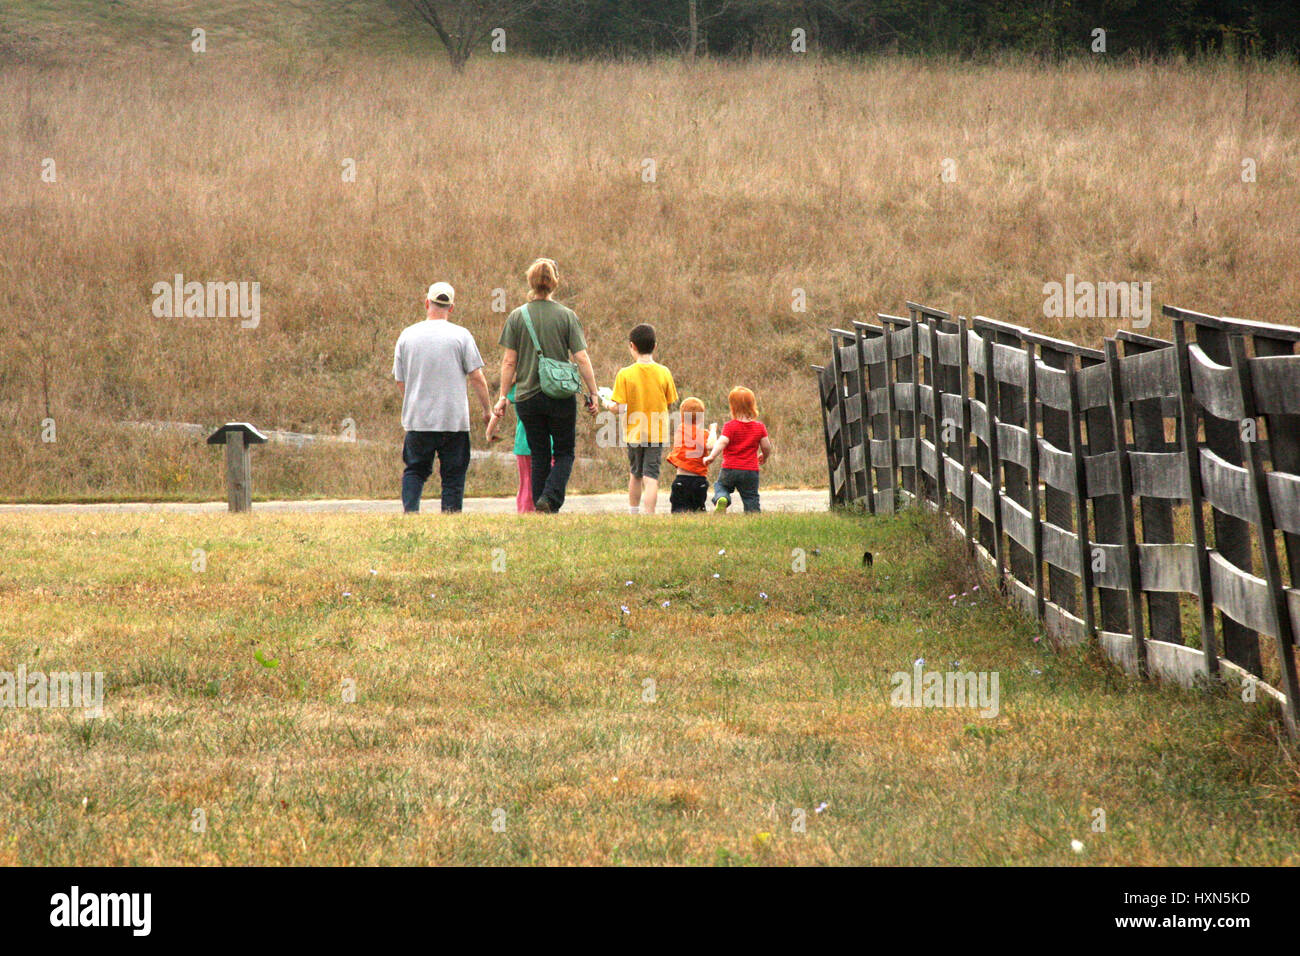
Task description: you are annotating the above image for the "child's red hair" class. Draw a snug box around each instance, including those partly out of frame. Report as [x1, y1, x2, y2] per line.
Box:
[728, 386, 757, 418]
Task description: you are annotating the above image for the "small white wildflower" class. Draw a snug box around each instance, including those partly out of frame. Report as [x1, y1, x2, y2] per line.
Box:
[1070, 839, 1084, 854]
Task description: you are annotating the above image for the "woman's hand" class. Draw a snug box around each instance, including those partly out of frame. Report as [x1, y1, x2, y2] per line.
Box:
[493, 396, 509, 417]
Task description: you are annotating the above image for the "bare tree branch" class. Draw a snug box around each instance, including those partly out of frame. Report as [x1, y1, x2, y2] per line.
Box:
[401, 0, 541, 72]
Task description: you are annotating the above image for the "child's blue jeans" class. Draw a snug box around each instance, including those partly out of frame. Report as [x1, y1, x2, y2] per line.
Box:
[714, 468, 761, 512]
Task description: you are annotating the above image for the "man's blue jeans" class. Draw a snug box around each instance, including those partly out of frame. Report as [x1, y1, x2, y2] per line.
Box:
[713, 467, 761, 512]
[402, 430, 471, 513]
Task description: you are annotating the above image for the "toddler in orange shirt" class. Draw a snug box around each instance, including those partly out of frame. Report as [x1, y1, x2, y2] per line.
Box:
[667, 397, 714, 513]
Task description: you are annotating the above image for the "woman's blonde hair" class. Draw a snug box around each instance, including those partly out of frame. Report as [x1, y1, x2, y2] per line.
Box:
[728, 386, 758, 419]
[526, 258, 560, 300]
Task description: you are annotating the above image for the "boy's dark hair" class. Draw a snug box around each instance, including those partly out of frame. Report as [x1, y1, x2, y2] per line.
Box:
[629, 323, 656, 355]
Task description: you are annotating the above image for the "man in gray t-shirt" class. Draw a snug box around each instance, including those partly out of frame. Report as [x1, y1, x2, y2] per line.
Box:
[393, 282, 492, 513]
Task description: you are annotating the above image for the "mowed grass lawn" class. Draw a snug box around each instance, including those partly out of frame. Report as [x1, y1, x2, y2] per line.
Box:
[0, 509, 1297, 866]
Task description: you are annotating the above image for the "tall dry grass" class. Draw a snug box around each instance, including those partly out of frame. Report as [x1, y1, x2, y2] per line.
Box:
[2, 52, 1298, 500]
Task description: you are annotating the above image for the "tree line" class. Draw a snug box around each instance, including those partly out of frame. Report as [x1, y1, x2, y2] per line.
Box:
[400, 0, 1300, 70]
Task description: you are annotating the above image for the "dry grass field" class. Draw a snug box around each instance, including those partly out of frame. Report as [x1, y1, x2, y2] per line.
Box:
[2, 508, 1298, 865]
[2, 31, 1299, 502]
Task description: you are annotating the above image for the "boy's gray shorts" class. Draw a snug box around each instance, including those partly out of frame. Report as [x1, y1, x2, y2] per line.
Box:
[626, 443, 665, 480]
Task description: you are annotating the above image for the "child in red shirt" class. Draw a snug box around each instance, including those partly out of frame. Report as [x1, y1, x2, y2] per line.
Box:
[702, 386, 772, 513]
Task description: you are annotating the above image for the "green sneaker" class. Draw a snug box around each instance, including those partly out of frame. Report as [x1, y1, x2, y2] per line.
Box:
[714, 495, 729, 513]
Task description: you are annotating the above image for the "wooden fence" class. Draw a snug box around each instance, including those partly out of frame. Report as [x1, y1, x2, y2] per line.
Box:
[813, 303, 1300, 739]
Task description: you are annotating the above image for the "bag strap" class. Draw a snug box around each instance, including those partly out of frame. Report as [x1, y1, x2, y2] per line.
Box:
[519, 303, 545, 357]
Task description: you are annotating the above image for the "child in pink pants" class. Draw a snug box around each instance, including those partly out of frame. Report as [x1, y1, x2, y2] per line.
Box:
[488, 385, 551, 513]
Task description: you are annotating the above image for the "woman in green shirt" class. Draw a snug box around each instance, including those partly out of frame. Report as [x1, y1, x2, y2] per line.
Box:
[493, 258, 599, 513]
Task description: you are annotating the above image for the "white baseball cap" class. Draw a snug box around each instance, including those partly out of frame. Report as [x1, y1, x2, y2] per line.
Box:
[427, 282, 455, 306]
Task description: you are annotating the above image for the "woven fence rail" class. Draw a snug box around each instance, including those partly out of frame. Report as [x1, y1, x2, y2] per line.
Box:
[813, 302, 1300, 740]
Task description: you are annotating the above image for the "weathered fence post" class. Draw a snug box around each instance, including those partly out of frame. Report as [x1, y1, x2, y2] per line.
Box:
[881, 315, 902, 514]
[207, 422, 268, 513]
[1228, 334, 1300, 738]
[928, 316, 948, 515]
[1191, 318, 1262, 675]
[1170, 319, 1220, 677]
[1252, 338, 1300, 559]
[855, 321, 890, 515]
[1024, 338, 1044, 621]
[979, 322, 1006, 584]
[888, 315, 917, 500]
[812, 364, 838, 508]
[1029, 333, 1086, 636]
[825, 332, 851, 505]
[909, 314, 925, 503]
[1104, 338, 1149, 676]
[1080, 350, 1128, 642]
[836, 330, 868, 507]
[968, 324, 997, 562]
[1065, 353, 1098, 639]
[1117, 331, 1184, 647]
[957, 316, 974, 551]
[1244, 321, 1300, 690]
[829, 331, 853, 502]
[991, 322, 1034, 595]
[851, 325, 875, 514]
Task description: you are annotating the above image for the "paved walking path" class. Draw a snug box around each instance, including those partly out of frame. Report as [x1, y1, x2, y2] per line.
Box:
[0, 489, 830, 516]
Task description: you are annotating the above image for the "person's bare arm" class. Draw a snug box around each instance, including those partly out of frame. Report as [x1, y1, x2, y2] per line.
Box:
[702, 435, 729, 465]
[572, 349, 599, 413]
[757, 435, 773, 466]
[468, 368, 492, 424]
[494, 349, 518, 416]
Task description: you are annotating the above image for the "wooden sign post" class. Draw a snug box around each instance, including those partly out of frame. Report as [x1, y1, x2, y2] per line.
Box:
[206, 422, 268, 512]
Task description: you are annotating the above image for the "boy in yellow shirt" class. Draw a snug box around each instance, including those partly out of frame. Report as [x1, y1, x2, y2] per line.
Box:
[604, 323, 678, 514]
